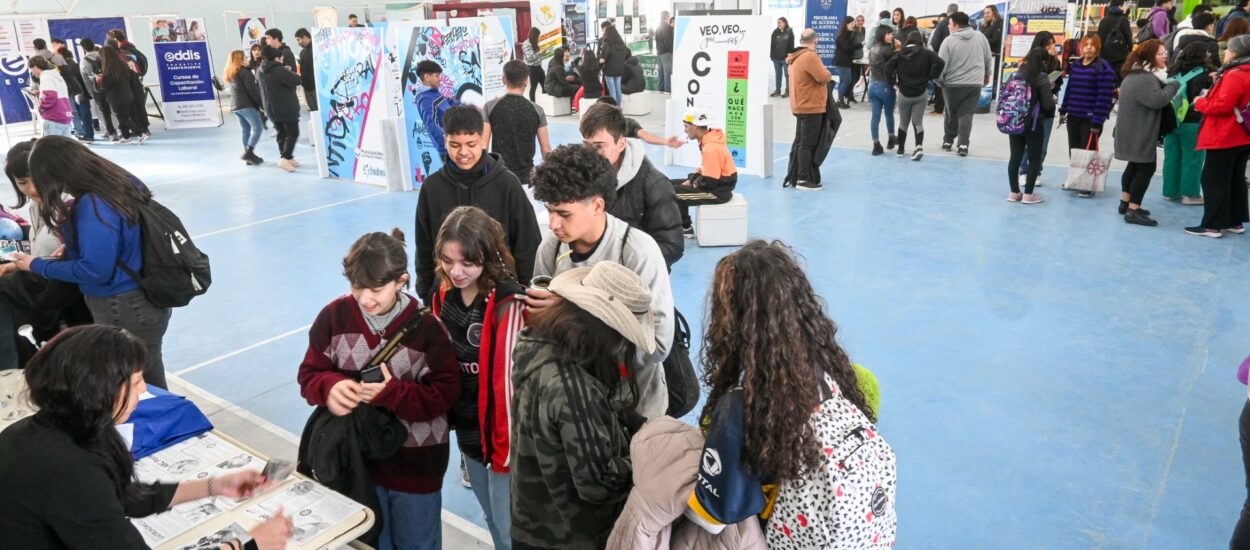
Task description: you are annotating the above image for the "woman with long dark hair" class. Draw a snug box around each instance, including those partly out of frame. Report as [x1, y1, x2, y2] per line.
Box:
[1060, 34, 1118, 198]
[770, 17, 795, 97]
[598, 23, 629, 104]
[1006, 47, 1056, 204]
[1164, 42, 1215, 206]
[97, 45, 141, 143]
[510, 261, 650, 550]
[982, 5, 1004, 54]
[888, 31, 944, 160]
[1017, 31, 1060, 184]
[834, 16, 859, 108]
[545, 47, 580, 98]
[0, 325, 293, 549]
[867, 25, 899, 155]
[1114, 39, 1179, 226]
[1186, 35, 1250, 238]
[523, 27, 545, 102]
[574, 52, 603, 112]
[696, 240, 895, 547]
[891, 7, 906, 30]
[11, 136, 173, 387]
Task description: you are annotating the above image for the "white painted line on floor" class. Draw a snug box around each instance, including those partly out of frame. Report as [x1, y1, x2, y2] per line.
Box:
[172, 324, 312, 376]
[193, 191, 389, 239]
[146, 153, 318, 188]
[167, 373, 302, 446]
[774, 154, 788, 162]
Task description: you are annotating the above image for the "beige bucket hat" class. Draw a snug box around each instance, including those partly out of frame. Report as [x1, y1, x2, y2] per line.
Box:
[548, 262, 655, 355]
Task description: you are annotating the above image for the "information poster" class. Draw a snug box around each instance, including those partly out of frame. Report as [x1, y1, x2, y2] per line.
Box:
[530, 0, 564, 56]
[806, 0, 847, 70]
[313, 27, 389, 186]
[624, 16, 633, 34]
[563, 3, 587, 56]
[238, 17, 267, 50]
[154, 40, 223, 129]
[393, 24, 483, 187]
[48, 17, 126, 60]
[15, 19, 49, 55]
[670, 15, 771, 175]
[450, 16, 515, 102]
[1002, 0, 1066, 83]
[149, 18, 209, 43]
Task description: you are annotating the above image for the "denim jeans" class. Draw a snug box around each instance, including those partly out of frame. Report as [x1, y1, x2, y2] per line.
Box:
[84, 289, 171, 388]
[466, 458, 512, 550]
[868, 81, 896, 141]
[374, 485, 441, 550]
[773, 59, 787, 93]
[604, 75, 622, 104]
[658, 53, 673, 92]
[234, 108, 263, 148]
[42, 120, 72, 137]
[836, 65, 854, 102]
[72, 95, 93, 140]
[1019, 116, 1054, 176]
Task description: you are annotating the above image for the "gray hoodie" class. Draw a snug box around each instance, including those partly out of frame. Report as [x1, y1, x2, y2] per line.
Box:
[938, 27, 993, 87]
[533, 214, 675, 420]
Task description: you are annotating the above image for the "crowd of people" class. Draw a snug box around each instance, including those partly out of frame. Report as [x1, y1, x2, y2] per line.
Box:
[27, 30, 153, 144]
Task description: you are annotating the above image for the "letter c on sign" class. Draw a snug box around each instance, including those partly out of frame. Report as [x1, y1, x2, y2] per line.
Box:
[692, 51, 711, 77]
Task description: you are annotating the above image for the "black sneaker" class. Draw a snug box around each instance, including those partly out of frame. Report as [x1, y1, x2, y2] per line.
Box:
[796, 180, 823, 191]
[770, 91, 780, 97]
[1185, 226, 1223, 238]
[872, 141, 884, 156]
[1124, 209, 1158, 226]
[887, 135, 897, 150]
[1118, 201, 1151, 216]
[957, 145, 968, 157]
[683, 226, 695, 238]
[941, 142, 953, 151]
[1077, 191, 1094, 198]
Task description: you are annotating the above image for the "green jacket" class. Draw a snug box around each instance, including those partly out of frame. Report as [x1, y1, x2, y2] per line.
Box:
[509, 336, 633, 549]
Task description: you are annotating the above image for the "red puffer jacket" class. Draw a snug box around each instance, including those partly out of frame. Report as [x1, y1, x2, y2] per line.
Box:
[1195, 62, 1250, 151]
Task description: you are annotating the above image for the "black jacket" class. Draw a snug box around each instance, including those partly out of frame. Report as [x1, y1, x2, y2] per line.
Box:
[1170, 65, 1214, 123]
[621, 56, 646, 94]
[1174, 33, 1219, 68]
[982, 17, 1004, 54]
[277, 44, 298, 72]
[599, 34, 629, 77]
[100, 68, 137, 107]
[578, 56, 603, 97]
[230, 67, 263, 111]
[258, 59, 302, 122]
[834, 28, 857, 67]
[771, 28, 795, 60]
[888, 44, 945, 97]
[299, 45, 315, 91]
[1098, 10, 1134, 63]
[608, 152, 685, 267]
[414, 153, 541, 298]
[930, 15, 951, 51]
[59, 60, 85, 98]
[655, 23, 674, 55]
[297, 405, 406, 546]
[0, 415, 180, 549]
[546, 60, 580, 96]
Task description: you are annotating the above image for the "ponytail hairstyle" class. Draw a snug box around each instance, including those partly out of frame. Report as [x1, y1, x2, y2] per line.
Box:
[433, 206, 516, 294]
[343, 229, 409, 289]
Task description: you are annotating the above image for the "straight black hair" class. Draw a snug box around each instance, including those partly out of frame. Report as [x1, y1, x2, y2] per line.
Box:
[416, 59, 442, 79]
[443, 105, 484, 136]
[80, 37, 95, 51]
[529, 26, 541, 49]
[6, 139, 35, 209]
[27, 135, 151, 234]
[874, 25, 893, 46]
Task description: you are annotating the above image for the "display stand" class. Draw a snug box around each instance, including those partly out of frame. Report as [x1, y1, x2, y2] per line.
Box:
[310, 116, 330, 179]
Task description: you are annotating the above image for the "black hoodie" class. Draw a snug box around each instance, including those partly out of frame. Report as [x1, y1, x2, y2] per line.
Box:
[414, 152, 541, 298]
[887, 44, 946, 98]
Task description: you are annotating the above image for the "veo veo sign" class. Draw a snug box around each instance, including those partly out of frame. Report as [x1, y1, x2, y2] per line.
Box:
[164, 49, 202, 62]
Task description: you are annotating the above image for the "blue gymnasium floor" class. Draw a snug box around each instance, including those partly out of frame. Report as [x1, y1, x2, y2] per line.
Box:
[60, 117, 1250, 548]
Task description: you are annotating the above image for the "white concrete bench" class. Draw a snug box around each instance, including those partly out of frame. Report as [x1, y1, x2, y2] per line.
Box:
[621, 91, 651, 116]
[535, 93, 572, 117]
[695, 193, 748, 247]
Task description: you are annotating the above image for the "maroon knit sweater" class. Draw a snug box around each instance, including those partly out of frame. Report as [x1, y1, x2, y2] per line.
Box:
[297, 294, 460, 494]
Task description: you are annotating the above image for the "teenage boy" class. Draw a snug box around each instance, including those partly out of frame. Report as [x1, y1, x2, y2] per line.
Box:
[484, 60, 552, 186]
[295, 28, 317, 111]
[415, 60, 461, 160]
[264, 28, 298, 71]
[579, 102, 684, 267]
[671, 108, 738, 237]
[525, 144, 674, 420]
[414, 106, 540, 300]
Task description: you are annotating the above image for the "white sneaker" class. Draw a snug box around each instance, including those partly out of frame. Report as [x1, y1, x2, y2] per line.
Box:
[278, 158, 296, 172]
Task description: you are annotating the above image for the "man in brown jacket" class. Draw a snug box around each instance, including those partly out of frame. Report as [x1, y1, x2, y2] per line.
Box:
[785, 29, 834, 191]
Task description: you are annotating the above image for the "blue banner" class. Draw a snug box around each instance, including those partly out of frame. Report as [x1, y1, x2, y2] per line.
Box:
[153, 41, 220, 128]
[806, 0, 846, 70]
[0, 55, 32, 124]
[48, 17, 126, 61]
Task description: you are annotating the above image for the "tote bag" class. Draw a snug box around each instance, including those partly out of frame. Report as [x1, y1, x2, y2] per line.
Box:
[1063, 134, 1113, 193]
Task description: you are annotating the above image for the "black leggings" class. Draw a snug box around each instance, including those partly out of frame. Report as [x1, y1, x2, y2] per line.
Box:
[1233, 400, 1250, 549]
[529, 65, 545, 102]
[1067, 116, 1100, 151]
[1200, 145, 1250, 230]
[1121, 161, 1156, 206]
[274, 120, 300, 160]
[108, 98, 139, 138]
[1008, 127, 1044, 194]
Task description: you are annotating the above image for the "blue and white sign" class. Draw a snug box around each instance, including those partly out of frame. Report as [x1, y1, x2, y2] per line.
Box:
[153, 41, 221, 129]
[48, 17, 125, 61]
[0, 54, 31, 124]
[806, 0, 846, 70]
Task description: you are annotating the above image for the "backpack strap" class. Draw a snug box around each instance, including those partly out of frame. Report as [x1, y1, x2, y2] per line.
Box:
[366, 305, 432, 369]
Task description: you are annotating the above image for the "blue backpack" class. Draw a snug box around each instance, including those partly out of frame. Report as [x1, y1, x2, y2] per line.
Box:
[996, 72, 1038, 135]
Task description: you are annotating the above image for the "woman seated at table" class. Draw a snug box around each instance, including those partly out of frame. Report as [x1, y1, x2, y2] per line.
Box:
[0, 325, 293, 550]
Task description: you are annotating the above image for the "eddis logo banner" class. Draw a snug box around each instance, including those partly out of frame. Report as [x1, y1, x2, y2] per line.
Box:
[154, 41, 221, 129]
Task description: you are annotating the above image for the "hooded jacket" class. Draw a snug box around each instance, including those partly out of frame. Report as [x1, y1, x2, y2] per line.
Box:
[609, 139, 685, 268]
[431, 288, 525, 473]
[257, 58, 302, 122]
[1195, 60, 1250, 150]
[689, 130, 738, 192]
[416, 85, 462, 157]
[35, 69, 72, 124]
[1173, 29, 1219, 64]
[533, 215, 675, 419]
[786, 47, 833, 114]
[606, 417, 768, 550]
[509, 336, 633, 549]
[938, 27, 993, 87]
[81, 51, 104, 95]
[414, 153, 541, 299]
[888, 43, 945, 98]
[1147, 6, 1173, 40]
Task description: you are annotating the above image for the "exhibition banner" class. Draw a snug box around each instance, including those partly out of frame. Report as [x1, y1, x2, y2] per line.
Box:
[313, 28, 389, 186]
[563, 3, 587, 56]
[149, 18, 208, 43]
[1002, 0, 1066, 83]
[154, 41, 222, 129]
[394, 24, 483, 187]
[529, 0, 563, 56]
[48, 18, 126, 60]
[450, 17, 515, 102]
[671, 15, 772, 175]
[806, 0, 846, 70]
[0, 54, 32, 124]
[238, 17, 268, 50]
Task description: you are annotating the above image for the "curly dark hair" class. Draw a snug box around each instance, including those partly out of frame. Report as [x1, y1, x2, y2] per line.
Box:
[700, 240, 872, 483]
[530, 144, 618, 205]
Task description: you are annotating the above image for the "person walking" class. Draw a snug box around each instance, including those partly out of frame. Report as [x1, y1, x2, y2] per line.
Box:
[1113, 39, 1180, 227]
[257, 45, 303, 172]
[930, 4, 959, 113]
[599, 23, 629, 105]
[786, 28, 834, 190]
[770, 18, 795, 97]
[27, 57, 73, 137]
[867, 26, 899, 155]
[1059, 35, 1118, 198]
[224, 50, 265, 166]
[97, 46, 142, 144]
[656, 12, 673, 93]
[834, 17, 859, 108]
[295, 28, 316, 111]
[938, 11, 993, 157]
[522, 27, 545, 102]
[1163, 42, 1215, 205]
[1004, 47, 1056, 204]
[1099, 0, 1134, 83]
[1185, 35, 1250, 238]
[889, 32, 945, 160]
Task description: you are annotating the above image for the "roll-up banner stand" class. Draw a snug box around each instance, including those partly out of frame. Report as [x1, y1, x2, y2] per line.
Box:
[666, 14, 772, 178]
[448, 16, 516, 102]
[311, 27, 390, 187]
[151, 18, 222, 129]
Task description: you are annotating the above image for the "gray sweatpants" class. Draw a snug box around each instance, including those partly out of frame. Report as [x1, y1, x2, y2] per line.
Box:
[897, 93, 927, 136]
[942, 85, 980, 148]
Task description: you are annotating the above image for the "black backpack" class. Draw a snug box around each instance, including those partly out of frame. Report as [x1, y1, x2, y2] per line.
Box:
[116, 200, 211, 308]
[122, 44, 149, 77]
[1103, 21, 1131, 61]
